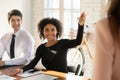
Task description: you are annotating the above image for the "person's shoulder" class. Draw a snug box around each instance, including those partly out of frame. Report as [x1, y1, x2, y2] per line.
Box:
[97, 18, 108, 24]
[59, 39, 69, 42]
[1, 32, 11, 39]
[95, 18, 109, 31]
[3, 32, 11, 36]
[20, 28, 34, 39]
[36, 43, 45, 50]
[20, 28, 30, 35]
[95, 18, 112, 40]
[0, 32, 11, 43]
[96, 18, 109, 28]
[55, 39, 70, 45]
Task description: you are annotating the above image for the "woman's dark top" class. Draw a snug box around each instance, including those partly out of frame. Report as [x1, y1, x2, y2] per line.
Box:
[22, 24, 84, 73]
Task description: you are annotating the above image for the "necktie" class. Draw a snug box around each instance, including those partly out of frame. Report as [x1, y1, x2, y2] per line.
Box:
[10, 34, 16, 59]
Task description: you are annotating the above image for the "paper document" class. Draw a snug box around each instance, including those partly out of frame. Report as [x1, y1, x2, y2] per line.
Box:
[18, 69, 42, 77]
[0, 75, 16, 80]
[66, 74, 84, 80]
[21, 74, 58, 80]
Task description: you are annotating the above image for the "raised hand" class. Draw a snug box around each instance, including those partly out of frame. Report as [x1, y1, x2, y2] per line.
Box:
[78, 12, 86, 26]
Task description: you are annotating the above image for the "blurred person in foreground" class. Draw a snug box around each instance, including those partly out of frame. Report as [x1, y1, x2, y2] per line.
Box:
[92, 0, 120, 80]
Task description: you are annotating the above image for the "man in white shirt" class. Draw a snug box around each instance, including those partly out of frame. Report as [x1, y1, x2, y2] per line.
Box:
[0, 9, 34, 66]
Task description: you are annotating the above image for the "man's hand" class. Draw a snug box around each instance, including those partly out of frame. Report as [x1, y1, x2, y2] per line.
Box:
[10, 68, 23, 76]
[0, 60, 5, 66]
[78, 12, 86, 26]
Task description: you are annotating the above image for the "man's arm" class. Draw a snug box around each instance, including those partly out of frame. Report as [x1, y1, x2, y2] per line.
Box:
[4, 34, 35, 66]
[0, 60, 5, 66]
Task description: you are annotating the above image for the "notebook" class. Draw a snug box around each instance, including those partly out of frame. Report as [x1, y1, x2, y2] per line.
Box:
[21, 74, 58, 80]
[18, 69, 42, 77]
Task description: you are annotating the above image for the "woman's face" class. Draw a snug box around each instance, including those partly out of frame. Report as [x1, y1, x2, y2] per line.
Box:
[43, 24, 57, 41]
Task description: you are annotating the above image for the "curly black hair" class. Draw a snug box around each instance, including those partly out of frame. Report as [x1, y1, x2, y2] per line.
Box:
[38, 17, 63, 39]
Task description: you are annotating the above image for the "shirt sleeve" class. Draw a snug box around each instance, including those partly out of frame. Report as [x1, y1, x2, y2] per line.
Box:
[92, 21, 114, 80]
[5, 32, 35, 65]
[0, 36, 6, 59]
[64, 24, 84, 49]
[22, 46, 42, 72]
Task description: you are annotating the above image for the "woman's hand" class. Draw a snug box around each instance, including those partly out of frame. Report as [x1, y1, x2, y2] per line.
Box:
[10, 68, 23, 76]
[78, 12, 86, 26]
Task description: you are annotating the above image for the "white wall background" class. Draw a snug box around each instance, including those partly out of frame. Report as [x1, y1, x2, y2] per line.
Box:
[0, 0, 32, 38]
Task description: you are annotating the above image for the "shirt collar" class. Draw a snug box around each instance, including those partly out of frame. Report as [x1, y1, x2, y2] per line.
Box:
[12, 28, 23, 37]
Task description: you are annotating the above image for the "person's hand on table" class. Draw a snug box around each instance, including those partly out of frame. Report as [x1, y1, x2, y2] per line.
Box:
[0, 60, 5, 66]
[10, 68, 23, 76]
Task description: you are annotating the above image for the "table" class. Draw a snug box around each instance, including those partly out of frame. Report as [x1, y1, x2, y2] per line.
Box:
[0, 66, 88, 80]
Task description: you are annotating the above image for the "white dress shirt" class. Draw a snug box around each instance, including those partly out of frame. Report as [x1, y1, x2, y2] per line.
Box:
[0, 28, 34, 65]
